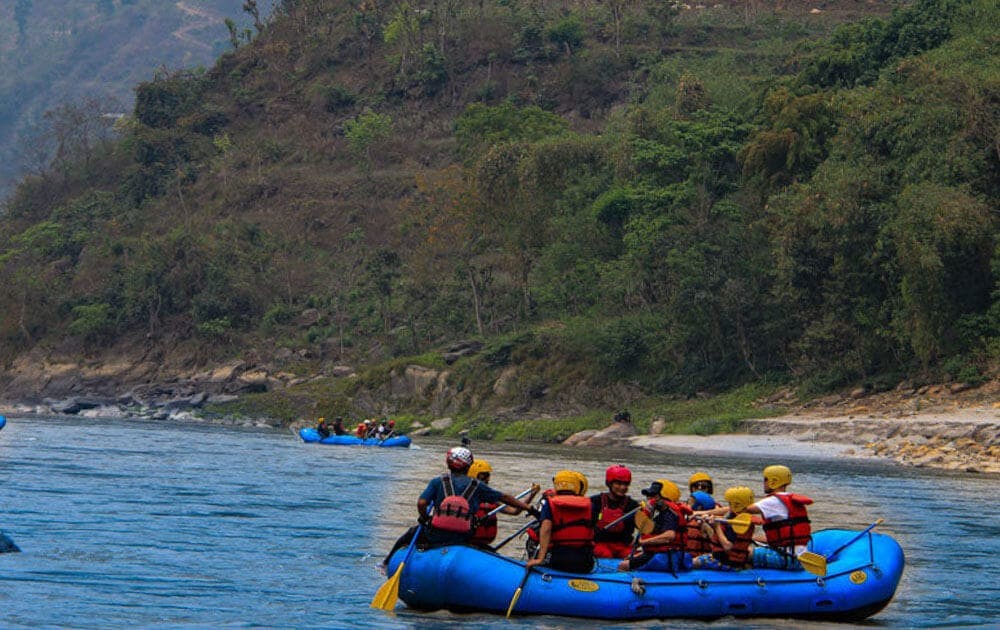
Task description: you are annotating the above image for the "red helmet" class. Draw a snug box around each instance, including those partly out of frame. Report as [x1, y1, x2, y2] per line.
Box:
[388, 420, 395, 426]
[605, 465, 632, 485]
[446, 446, 473, 471]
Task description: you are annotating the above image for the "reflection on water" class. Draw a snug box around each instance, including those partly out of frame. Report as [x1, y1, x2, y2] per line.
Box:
[0, 417, 997, 628]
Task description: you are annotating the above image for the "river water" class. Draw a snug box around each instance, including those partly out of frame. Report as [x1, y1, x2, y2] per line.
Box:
[0, 415, 997, 628]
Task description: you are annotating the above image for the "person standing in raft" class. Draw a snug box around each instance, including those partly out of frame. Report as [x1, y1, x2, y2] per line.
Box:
[467, 459, 540, 548]
[692, 486, 756, 571]
[619, 480, 692, 573]
[381, 447, 538, 568]
[590, 465, 640, 559]
[526, 470, 596, 573]
[746, 465, 813, 570]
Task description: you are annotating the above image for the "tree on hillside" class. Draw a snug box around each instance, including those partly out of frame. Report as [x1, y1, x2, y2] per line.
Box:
[343, 110, 393, 176]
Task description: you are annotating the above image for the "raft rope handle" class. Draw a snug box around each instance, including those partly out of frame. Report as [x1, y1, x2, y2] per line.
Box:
[757, 577, 766, 588]
[815, 576, 825, 588]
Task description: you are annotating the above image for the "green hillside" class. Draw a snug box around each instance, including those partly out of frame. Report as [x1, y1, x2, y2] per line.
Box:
[1, 0, 998, 421]
[0, 0, 249, 197]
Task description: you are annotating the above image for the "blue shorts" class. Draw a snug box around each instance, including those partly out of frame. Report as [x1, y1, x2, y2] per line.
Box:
[751, 547, 803, 570]
[634, 551, 692, 572]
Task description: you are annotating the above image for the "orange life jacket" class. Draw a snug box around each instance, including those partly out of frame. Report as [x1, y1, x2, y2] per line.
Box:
[355, 424, 366, 438]
[713, 511, 755, 568]
[549, 494, 594, 549]
[430, 474, 480, 534]
[640, 501, 691, 554]
[762, 493, 812, 552]
[527, 489, 558, 544]
[470, 502, 498, 545]
[685, 517, 715, 554]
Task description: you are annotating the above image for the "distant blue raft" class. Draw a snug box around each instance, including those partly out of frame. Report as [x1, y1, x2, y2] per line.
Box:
[0, 415, 6, 430]
[298, 427, 411, 447]
[385, 528, 904, 621]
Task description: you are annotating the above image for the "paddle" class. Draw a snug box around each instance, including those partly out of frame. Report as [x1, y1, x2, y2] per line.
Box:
[485, 487, 536, 518]
[796, 518, 884, 577]
[601, 502, 644, 531]
[491, 519, 538, 552]
[505, 566, 533, 618]
[371, 504, 433, 611]
[711, 513, 754, 535]
[0, 531, 19, 553]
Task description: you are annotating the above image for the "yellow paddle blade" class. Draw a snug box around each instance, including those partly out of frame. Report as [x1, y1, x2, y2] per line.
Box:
[724, 513, 753, 535]
[505, 587, 523, 618]
[635, 510, 654, 535]
[797, 551, 828, 577]
[370, 561, 405, 611]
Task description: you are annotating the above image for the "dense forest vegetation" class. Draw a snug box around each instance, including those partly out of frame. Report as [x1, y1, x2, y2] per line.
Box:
[1, 0, 997, 410]
[0, 0, 247, 197]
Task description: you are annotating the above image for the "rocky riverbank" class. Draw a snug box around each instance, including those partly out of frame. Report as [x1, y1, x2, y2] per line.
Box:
[624, 381, 1000, 473]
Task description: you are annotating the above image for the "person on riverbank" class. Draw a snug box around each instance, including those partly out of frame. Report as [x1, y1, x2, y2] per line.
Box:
[746, 465, 813, 570]
[381, 447, 538, 568]
[618, 480, 692, 573]
[692, 486, 756, 571]
[526, 470, 595, 573]
[467, 459, 540, 547]
[591, 465, 640, 559]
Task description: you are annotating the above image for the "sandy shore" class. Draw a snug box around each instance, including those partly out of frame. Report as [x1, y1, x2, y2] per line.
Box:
[631, 406, 1000, 474]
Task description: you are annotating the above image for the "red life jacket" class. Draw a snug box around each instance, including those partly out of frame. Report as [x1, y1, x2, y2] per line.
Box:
[430, 474, 480, 534]
[594, 493, 632, 540]
[355, 424, 366, 438]
[762, 493, 812, 551]
[713, 511, 755, 568]
[549, 495, 594, 549]
[470, 502, 498, 545]
[640, 501, 691, 553]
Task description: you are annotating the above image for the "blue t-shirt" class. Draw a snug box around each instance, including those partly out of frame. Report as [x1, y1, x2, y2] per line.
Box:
[420, 473, 502, 516]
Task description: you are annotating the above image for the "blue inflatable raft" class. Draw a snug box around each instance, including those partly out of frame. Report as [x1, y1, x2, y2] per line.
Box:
[0, 415, 5, 430]
[385, 528, 904, 621]
[299, 427, 411, 447]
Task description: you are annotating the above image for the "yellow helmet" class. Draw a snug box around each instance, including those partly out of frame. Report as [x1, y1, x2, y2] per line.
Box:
[468, 459, 492, 479]
[723, 486, 755, 514]
[641, 479, 680, 502]
[553, 470, 587, 495]
[763, 465, 792, 489]
[688, 472, 714, 493]
[318, 417, 325, 422]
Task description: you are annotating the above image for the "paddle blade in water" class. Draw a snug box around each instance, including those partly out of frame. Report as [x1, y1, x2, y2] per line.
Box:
[797, 551, 827, 576]
[370, 562, 404, 610]
[505, 586, 523, 618]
